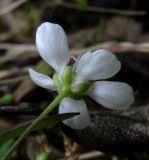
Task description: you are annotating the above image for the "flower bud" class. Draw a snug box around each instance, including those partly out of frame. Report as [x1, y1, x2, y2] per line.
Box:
[61, 66, 74, 85]
[71, 82, 91, 94]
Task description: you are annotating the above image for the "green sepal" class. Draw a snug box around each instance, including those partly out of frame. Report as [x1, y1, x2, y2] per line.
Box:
[53, 73, 62, 89]
[61, 66, 74, 85]
[71, 82, 91, 94]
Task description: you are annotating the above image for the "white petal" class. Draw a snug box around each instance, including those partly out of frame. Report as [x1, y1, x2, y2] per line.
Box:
[59, 97, 90, 129]
[28, 68, 56, 91]
[74, 50, 121, 83]
[36, 22, 70, 73]
[88, 81, 134, 110]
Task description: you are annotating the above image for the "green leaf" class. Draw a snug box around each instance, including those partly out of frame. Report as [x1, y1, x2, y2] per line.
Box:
[0, 139, 14, 157]
[0, 94, 14, 105]
[0, 113, 77, 143]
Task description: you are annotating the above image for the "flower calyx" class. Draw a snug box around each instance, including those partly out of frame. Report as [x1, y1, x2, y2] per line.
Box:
[53, 66, 74, 90]
[53, 66, 91, 98]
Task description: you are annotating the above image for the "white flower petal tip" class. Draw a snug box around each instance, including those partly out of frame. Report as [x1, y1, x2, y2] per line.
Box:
[28, 68, 56, 91]
[36, 22, 70, 73]
[59, 97, 90, 129]
[74, 49, 121, 83]
[88, 81, 134, 110]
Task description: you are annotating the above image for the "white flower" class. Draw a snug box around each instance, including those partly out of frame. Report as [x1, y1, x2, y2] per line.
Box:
[29, 22, 134, 129]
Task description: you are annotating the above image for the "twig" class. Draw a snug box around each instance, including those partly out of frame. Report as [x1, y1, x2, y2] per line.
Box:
[0, 52, 36, 64]
[0, 40, 149, 86]
[1, 41, 149, 56]
[0, 0, 27, 16]
[59, 151, 105, 160]
[79, 151, 105, 159]
[0, 106, 43, 115]
[0, 67, 27, 79]
[71, 42, 149, 55]
[49, 1, 146, 16]
[0, 75, 27, 85]
[0, 43, 36, 51]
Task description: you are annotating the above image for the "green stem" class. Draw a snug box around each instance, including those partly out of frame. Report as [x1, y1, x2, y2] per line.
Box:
[2, 87, 70, 160]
